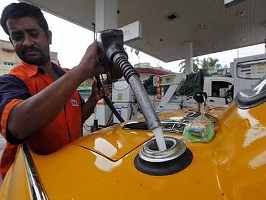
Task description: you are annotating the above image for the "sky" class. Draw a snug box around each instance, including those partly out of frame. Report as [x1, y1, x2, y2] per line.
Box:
[0, 0, 265, 72]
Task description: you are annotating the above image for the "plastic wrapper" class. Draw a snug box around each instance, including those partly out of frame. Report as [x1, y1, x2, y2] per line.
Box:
[183, 115, 215, 142]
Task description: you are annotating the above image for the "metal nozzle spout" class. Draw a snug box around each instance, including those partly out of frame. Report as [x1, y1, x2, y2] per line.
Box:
[112, 53, 167, 151]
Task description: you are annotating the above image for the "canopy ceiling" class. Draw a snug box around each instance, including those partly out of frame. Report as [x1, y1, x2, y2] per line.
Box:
[21, 0, 266, 62]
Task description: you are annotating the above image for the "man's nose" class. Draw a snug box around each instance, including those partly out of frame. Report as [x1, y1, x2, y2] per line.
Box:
[23, 35, 34, 46]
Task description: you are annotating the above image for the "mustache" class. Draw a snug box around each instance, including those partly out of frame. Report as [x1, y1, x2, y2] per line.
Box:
[21, 46, 42, 55]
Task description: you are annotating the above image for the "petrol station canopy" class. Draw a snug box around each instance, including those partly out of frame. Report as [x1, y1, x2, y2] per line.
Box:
[21, 0, 266, 62]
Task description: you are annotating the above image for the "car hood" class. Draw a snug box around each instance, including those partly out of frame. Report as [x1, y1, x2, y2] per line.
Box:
[73, 124, 154, 161]
[3, 105, 266, 200]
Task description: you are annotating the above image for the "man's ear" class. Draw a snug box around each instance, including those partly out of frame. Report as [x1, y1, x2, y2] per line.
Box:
[47, 30, 52, 44]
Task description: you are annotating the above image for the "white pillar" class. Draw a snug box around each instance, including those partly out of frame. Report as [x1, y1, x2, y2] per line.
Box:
[184, 42, 193, 75]
[94, 0, 118, 126]
[95, 0, 118, 32]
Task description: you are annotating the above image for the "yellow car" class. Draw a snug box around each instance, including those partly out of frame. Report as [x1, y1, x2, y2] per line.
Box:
[1, 76, 266, 200]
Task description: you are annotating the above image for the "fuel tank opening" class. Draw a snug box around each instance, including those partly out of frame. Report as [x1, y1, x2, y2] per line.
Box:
[134, 137, 193, 176]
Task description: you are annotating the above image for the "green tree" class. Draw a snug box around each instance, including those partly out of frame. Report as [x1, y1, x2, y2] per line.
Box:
[201, 57, 221, 74]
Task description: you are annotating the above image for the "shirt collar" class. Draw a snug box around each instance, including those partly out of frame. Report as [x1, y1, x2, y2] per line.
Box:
[22, 62, 64, 78]
[22, 62, 39, 78]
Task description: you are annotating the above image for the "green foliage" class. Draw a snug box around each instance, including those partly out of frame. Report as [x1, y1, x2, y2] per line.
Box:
[201, 57, 221, 74]
[177, 70, 205, 96]
[179, 57, 223, 75]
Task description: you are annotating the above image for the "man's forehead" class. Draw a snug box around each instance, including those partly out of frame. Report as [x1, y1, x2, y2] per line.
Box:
[7, 17, 41, 32]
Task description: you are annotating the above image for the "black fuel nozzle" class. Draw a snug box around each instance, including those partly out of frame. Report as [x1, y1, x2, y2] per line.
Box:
[97, 29, 127, 80]
[97, 29, 126, 60]
[97, 29, 138, 82]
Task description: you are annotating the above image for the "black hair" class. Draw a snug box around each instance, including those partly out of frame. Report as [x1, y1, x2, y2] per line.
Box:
[0, 2, 49, 35]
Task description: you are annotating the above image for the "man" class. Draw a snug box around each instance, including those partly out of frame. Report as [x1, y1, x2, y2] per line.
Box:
[0, 2, 105, 177]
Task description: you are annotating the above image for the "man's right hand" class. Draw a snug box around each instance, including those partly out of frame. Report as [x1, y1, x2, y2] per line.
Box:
[77, 42, 105, 81]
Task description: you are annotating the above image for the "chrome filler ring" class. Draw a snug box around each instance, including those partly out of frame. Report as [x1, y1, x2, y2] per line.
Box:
[139, 137, 186, 163]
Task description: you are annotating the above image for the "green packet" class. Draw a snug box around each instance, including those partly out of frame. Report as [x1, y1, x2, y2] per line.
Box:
[182, 115, 215, 143]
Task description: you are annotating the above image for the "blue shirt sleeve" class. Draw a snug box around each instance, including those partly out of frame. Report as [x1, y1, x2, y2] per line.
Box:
[0, 74, 31, 116]
[0, 74, 31, 144]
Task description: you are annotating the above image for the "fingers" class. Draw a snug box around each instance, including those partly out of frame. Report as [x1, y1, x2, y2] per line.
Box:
[78, 42, 100, 78]
[91, 79, 112, 101]
[90, 80, 104, 101]
[103, 84, 112, 96]
[94, 64, 106, 76]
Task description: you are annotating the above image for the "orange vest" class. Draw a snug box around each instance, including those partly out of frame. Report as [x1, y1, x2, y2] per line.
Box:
[0, 63, 82, 176]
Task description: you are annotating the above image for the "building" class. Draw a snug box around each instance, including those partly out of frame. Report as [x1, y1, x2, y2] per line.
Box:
[134, 62, 173, 81]
[0, 39, 20, 75]
[0, 39, 58, 75]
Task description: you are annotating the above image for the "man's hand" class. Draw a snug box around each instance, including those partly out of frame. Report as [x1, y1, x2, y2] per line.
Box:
[90, 80, 111, 103]
[78, 42, 105, 81]
[81, 80, 112, 123]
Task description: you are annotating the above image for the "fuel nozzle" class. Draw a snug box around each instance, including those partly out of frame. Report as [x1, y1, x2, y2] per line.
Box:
[97, 29, 125, 60]
[97, 29, 138, 82]
[97, 29, 125, 80]
[97, 29, 167, 151]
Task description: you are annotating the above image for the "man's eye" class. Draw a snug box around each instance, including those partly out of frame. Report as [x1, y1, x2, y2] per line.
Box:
[30, 31, 39, 38]
[11, 33, 24, 42]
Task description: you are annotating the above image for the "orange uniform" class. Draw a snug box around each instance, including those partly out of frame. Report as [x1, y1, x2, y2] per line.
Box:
[0, 63, 82, 176]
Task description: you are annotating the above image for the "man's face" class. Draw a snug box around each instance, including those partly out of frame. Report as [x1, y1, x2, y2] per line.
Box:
[6, 17, 51, 65]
